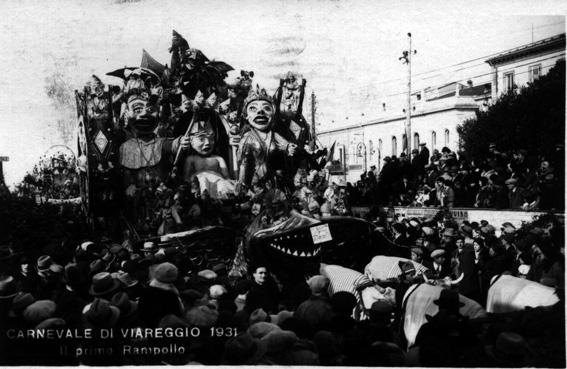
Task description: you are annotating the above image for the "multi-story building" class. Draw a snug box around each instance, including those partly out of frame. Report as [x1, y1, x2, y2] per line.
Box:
[487, 33, 565, 99]
[318, 33, 565, 183]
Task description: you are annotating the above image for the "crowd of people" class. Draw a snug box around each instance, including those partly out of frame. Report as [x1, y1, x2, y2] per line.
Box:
[0, 177, 564, 366]
[346, 142, 564, 211]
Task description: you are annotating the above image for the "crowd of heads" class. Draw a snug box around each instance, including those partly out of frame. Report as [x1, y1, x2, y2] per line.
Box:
[0, 188, 563, 366]
[348, 142, 564, 210]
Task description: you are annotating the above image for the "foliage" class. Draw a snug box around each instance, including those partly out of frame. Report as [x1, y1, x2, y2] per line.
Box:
[14, 151, 79, 200]
[457, 60, 565, 161]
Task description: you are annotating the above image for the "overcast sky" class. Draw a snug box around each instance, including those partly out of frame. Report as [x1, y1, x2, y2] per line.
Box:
[0, 0, 564, 187]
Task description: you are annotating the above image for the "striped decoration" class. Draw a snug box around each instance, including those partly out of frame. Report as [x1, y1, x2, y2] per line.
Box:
[319, 263, 373, 320]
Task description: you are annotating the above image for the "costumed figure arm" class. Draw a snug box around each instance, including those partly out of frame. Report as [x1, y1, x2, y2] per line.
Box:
[274, 132, 297, 156]
[237, 134, 256, 188]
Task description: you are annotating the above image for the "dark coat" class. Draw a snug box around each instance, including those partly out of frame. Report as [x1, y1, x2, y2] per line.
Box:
[138, 286, 182, 327]
[507, 186, 527, 209]
[53, 287, 88, 328]
[245, 279, 280, 314]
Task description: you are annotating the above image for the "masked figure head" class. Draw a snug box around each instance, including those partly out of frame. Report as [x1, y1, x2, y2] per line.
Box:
[125, 94, 159, 138]
[189, 114, 215, 156]
[243, 86, 275, 133]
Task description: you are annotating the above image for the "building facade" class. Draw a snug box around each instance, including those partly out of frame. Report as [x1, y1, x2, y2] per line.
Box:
[318, 33, 565, 183]
[486, 33, 565, 99]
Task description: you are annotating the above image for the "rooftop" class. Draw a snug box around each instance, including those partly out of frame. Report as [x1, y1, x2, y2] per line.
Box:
[486, 33, 566, 66]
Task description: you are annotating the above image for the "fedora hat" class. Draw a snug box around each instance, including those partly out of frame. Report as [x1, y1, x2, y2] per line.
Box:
[83, 298, 120, 328]
[249, 308, 269, 325]
[485, 331, 531, 366]
[223, 333, 267, 365]
[411, 247, 424, 257]
[261, 329, 298, 354]
[89, 272, 121, 296]
[80, 241, 95, 251]
[442, 228, 457, 237]
[185, 305, 219, 327]
[23, 300, 57, 324]
[197, 269, 217, 281]
[10, 292, 36, 316]
[37, 255, 53, 272]
[89, 259, 107, 274]
[110, 291, 138, 318]
[154, 262, 178, 283]
[36, 317, 66, 330]
[64, 263, 83, 286]
[430, 249, 446, 259]
[116, 271, 138, 288]
[433, 289, 464, 311]
[0, 276, 18, 300]
[143, 241, 157, 252]
[422, 226, 434, 236]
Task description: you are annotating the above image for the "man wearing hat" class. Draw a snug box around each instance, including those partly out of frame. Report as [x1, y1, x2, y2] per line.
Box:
[441, 227, 458, 253]
[505, 178, 527, 209]
[410, 247, 425, 264]
[426, 249, 451, 279]
[138, 262, 183, 327]
[222, 332, 268, 365]
[142, 241, 157, 257]
[417, 142, 430, 166]
[89, 272, 121, 300]
[294, 275, 333, 334]
[414, 289, 481, 367]
[53, 264, 88, 328]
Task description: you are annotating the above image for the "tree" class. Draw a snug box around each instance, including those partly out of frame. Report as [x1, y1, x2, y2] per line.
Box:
[457, 60, 565, 161]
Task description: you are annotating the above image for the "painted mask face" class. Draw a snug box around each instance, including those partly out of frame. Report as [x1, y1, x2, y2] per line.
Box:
[246, 100, 274, 132]
[126, 95, 158, 135]
[189, 121, 215, 155]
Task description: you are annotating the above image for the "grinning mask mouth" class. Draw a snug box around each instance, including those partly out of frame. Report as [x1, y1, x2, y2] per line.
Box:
[267, 236, 322, 258]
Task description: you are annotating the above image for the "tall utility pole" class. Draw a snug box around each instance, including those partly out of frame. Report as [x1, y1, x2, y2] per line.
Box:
[310, 90, 317, 151]
[399, 33, 416, 160]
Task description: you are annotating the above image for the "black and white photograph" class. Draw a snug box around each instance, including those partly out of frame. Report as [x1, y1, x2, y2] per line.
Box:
[0, 0, 565, 366]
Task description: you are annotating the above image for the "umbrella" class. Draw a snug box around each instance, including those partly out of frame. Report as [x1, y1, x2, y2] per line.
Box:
[106, 67, 160, 82]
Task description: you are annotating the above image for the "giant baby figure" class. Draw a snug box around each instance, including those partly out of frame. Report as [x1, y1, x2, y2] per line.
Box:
[182, 109, 236, 199]
[237, 86, 297, 189]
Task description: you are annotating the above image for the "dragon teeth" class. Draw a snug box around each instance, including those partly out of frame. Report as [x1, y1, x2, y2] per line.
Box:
[292, 250, 298, 256]
[299, 251, 306, 257]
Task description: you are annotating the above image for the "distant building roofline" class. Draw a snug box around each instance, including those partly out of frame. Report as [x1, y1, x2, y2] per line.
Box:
[486, 33, 565, 66]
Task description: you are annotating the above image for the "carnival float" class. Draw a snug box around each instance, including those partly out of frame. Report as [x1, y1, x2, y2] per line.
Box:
[75, 30, 559, 317]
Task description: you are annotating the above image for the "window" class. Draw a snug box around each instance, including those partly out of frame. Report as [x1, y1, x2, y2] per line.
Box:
[338, 146, 345, 166]
[503, 72, 515, 93]
[431, 131, 437, 151]
[402, 134, 407, 154]
[444, 129, 450, 147]
[391, 136, 397, 156]
[529, 64, 541, 82]
[368, 140, 374, 162]
[414, 133, 420, 149]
